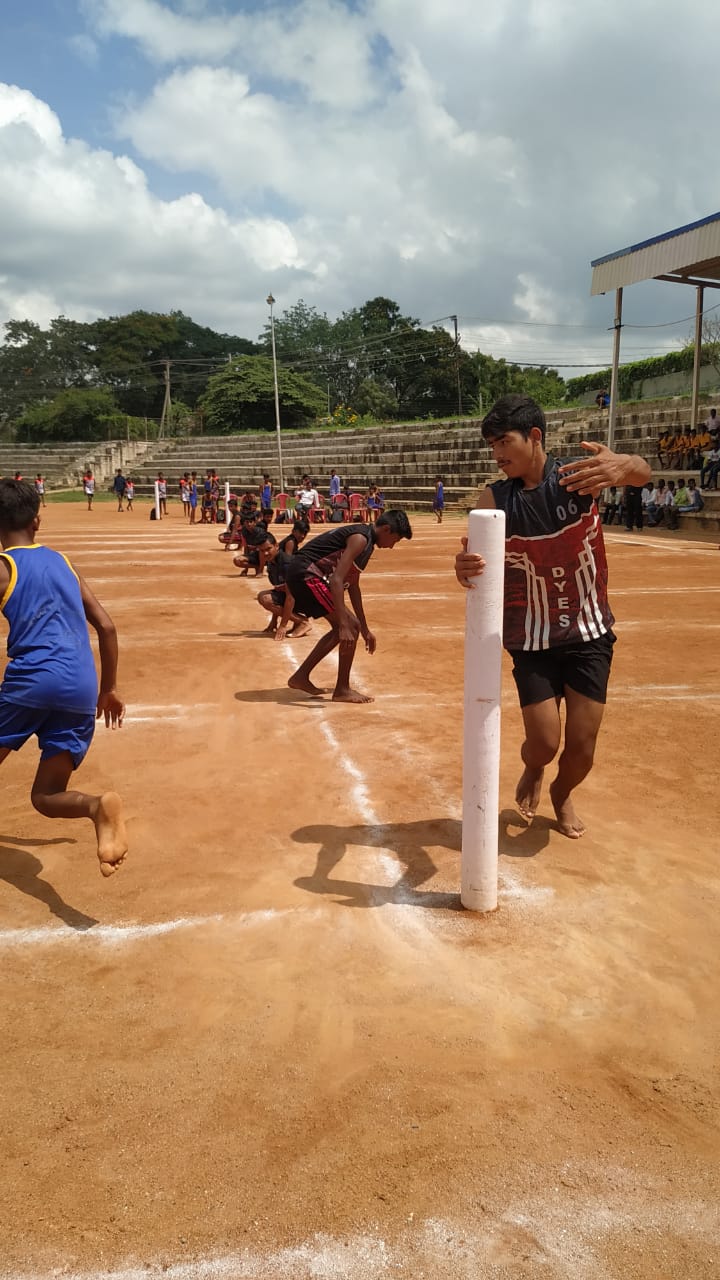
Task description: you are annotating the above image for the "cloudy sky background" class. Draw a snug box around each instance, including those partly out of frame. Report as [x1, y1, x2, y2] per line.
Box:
[1, 0, 719, 372]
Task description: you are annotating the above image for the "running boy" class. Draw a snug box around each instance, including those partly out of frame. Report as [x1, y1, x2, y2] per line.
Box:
[0, 480, 127, 875]
[454, 394, 650, 839]
[283, 509, 412, 703]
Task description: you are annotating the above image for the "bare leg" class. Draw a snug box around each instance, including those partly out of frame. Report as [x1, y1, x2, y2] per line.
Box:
[549, 688, 605, 839]
[515, 697, 562, 820]
[288, 624, 337, 695]
[332, 626, 373, 703]
[30, 753, 128, 876]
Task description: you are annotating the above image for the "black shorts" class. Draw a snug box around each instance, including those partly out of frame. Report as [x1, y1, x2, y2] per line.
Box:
[509, 632, 616, 708]
[285, 568, 334, 620]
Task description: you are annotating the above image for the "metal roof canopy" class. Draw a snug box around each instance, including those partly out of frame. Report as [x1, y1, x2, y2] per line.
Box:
[589, 211, 720, 450]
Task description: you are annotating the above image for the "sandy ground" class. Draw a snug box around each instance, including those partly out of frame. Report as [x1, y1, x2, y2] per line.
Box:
[0, 504, 718, 1280]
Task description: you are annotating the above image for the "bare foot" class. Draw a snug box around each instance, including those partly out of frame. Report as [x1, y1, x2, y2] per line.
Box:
[331, 687, 374, 703]
[516, 766, 544, 821]
[93, 792, 128, 876]
[263, 622, 277, 635]
[549, 781, 585, 839]
[288, 620, 313, 638]
[288, 674, 329, 696]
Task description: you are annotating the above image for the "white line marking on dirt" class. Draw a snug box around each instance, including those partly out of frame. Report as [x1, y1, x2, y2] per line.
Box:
[13, 1194, 720, 1280]
[612, 585, 720, 594]
[0, 909, 296, 950]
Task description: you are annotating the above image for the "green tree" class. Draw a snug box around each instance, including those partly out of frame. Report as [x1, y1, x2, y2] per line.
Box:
[16, 388, 121, 441]
[258, 300, 334, 363]
[200, 356, 326, 433]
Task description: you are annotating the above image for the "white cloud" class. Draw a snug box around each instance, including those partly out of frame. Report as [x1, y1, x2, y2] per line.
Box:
[0, 83, 315, 336]
[3, 0, 720, 371]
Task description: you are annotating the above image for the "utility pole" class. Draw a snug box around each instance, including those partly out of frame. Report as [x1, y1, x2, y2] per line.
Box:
[159, 359, 172, 439]
[451, 315, 462, 417]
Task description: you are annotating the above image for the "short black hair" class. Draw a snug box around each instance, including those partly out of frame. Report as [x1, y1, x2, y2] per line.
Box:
[292, 519, 309, 535]
[377, 509, 412, 540]
[0, 479, 40, 531]
[481, 394, 546, 445]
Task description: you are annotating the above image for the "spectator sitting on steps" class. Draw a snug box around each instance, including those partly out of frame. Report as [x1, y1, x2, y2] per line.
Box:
[666, 478, 690, 530]
[644, 479, 664, 523]
[670, 430, 691, 470]
[701, 443, 720, 490]
[648, 480, 675, 526]
[675, 477, 704, 515]
[657, 430, 673, 468]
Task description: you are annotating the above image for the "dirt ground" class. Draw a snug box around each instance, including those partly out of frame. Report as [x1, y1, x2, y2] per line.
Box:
[0, 503, 718, 1280]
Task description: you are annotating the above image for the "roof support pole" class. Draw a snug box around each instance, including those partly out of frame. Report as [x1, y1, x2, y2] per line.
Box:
[690, 284, 704, 431]
[608, 287, 623, 453]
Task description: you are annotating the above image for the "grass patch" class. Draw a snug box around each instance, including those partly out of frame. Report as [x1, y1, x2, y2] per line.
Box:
[47, 489, 116, 503]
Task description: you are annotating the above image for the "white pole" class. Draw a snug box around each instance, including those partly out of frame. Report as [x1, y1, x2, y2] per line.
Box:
[224, 481, 231, 530]
[154, 480, 161, 522]
[461, 507, 505, 912]
[267, 294, 285, 493]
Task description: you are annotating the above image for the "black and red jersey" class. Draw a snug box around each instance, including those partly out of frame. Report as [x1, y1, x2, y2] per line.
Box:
[490, 456, 614, 652]
[292, 524, 377, 585]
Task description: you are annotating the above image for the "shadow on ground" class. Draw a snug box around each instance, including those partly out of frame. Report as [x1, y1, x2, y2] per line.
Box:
[0, 837, 99, 930]
[291, 817, 463, 910]
[234, 688, 327, 706]
[291, 808, 554, 909]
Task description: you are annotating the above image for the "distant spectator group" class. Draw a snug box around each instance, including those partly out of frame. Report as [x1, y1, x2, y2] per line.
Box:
[602, 476, 704, 531]
[656, 408, 719, 483]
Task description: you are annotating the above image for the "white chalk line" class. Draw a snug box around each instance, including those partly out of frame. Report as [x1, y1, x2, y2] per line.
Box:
[611, 584, 720, 595]
[11, 1195, 720, 1280]
[0, 909, 302, 950]
[275, 638, 547, 913]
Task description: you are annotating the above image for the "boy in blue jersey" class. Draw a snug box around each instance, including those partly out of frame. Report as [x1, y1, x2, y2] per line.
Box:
[0, 480, 127, 876]
[455, 394, 650, 839]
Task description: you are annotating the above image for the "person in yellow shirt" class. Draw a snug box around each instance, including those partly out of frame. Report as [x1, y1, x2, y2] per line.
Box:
[655, 432, 671, 468]
[671, 431, 690, 469]
[657, 431, 673, 467]
[693, 426, 711, 468]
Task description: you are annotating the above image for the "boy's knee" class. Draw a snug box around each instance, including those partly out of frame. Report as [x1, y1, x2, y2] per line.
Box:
[523, 732, 560, 767]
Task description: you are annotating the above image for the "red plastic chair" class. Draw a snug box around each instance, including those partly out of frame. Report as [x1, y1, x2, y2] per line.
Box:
[347, 492, 365, 522]
[310, 498, 326, 524]
[274, 493, 290, 521]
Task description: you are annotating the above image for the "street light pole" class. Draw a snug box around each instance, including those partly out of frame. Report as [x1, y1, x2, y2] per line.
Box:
[266, 293, 285, 493]
[451, 314, 462, 417]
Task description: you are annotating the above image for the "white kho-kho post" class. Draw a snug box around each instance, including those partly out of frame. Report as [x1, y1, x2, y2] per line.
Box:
[153, 480, 161, 521]
[461, 508, 505, 912]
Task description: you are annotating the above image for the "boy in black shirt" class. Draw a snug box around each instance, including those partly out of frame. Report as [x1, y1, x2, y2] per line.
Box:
[256, 544, 313, 639]
[455, 394, 650, 838]
[283, 510, 412, 703]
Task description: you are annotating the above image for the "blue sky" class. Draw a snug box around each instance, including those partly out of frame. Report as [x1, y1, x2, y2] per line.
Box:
[1, 0, 719, 368]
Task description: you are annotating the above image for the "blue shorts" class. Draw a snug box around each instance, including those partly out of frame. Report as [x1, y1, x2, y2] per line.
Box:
[0, 701, 96, 769]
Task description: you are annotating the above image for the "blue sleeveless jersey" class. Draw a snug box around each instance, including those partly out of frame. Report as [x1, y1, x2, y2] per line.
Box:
[490, 457, 614, 652]
[0, 545, 98, 714]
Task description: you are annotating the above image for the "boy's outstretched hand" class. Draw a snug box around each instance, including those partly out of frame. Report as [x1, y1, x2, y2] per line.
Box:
[455, 536, 486, 589]
[97, 690, 125, 728]
[558, 441, 633, 495]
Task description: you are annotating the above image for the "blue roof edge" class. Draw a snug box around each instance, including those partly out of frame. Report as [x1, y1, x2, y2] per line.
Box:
[591, 211, 720, 269]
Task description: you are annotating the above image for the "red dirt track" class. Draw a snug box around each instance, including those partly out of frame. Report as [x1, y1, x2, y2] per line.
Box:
[0, 504, 718, 1280]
